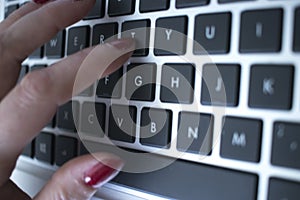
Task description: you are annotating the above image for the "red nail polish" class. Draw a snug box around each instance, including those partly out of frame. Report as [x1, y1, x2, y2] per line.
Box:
[33, 0, 50, 4]
[83, 159, 123, 188]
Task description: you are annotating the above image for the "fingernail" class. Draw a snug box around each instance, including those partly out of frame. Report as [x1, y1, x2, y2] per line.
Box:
[83, 158, 124, 188]
[108, 38, 135, 50]
[33, 0, 50, 4]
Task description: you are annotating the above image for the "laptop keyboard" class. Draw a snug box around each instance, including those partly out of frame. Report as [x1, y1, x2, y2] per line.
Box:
[3, 0, 300, 199]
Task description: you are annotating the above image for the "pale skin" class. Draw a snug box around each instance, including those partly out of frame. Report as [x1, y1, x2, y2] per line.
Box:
[0, 0, 134, 199]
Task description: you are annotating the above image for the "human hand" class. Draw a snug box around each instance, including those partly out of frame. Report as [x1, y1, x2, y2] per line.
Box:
[0, 0, 134, 199]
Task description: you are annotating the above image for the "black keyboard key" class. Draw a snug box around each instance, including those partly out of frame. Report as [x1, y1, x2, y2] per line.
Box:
[194, 12, 231, 54]
[57, 101, 79, 132]
[113, 156, 258, 200]
[201, 64, 240, 106]
[176, 0, 209, 8]
[122, 19, 150, 56]
[79, 141, 258, 199]
[80, 102, 106, 137]
[29, 46, 43, 59]
[45, 30, 65, 58]
[22, 141, 33, 158]
[55, 136, 77, 166]
[5, 4, 18, 18]
[84, 0, 105, 20]
[108, 0, 135, 17]
[268, 178, 300, 200]
[96, 67, 123, 98]
[79, 142, 89, 155]
[125, 63, 156, 101]
[92, 23, 118, 45]
[293, 7, 300, 52]
[79, 85, 94, 97]
[177, 112, 213, 155]
[220, 117, 262, 162]
[160, 63, 195, 103]
[67, 26, 90, 55]
[35, 132, 54, 164]
[108, 105, 136, 143]
[239, 9, 283, 53]
[140, 108, 172, 148]
[154, 16, 188, 55]
[248, 65, 294, 110]
[139, 0, 170, 13]
[271, 122, 300, 169]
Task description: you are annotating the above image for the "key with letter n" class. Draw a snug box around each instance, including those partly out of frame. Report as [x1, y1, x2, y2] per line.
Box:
[177, 112, 213, 155]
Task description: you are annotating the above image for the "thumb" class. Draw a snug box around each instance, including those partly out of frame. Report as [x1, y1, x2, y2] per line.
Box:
[34, 153, 124, 200]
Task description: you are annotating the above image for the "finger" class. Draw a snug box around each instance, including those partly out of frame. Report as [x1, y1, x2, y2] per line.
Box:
[1, 0, 95, 62]
[0, 180, 31, 200]
[0, 2, 41, 30]
[0, 2, 43, 100]
[0, 38, 134, 185]
[0, 0, 95, 100]
[34, 153, 124, 200]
